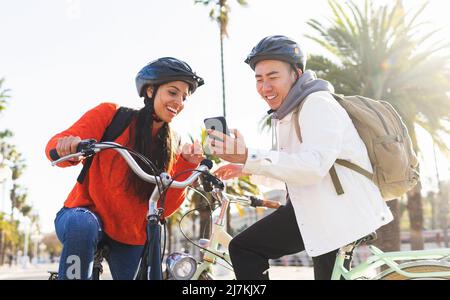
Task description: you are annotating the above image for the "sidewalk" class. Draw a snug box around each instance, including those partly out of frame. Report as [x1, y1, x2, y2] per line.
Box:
[0, 262, 313, 280]
[212, 266, 314, 280]
[0, 263, 60, 280]
[270, 266, 314, 280]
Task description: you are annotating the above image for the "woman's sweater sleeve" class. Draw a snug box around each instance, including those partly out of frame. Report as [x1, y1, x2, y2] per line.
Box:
[45, 102, 118, 167]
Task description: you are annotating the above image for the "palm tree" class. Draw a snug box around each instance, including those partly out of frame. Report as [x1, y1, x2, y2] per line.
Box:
[0, 123, 31, 263]
[0, 214, 20, 265]
[0, 78, 10, 113]
[5, 146, 29, 221]
[194, 0, 248, 117]
[41, 232, 62, 262]
[305, 0, 450, 250]
[0, 79, 13, 264]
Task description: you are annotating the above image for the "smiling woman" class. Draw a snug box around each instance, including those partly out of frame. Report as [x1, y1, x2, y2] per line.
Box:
[148, 81, 188, 122]
[44, 57, 206, 280]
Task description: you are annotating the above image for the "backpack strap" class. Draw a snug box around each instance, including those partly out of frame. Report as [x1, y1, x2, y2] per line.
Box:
[292, 100, 307, 143]
[100, 107, 136, 142]
[329, 165, 344, 195]
[77, 106, 136, 184]
[335, 159, 373, 181]
[291, 96, 351, 196]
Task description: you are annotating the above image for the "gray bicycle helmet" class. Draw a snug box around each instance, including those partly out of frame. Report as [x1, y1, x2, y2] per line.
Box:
[135, 57, 204, 98]
[245, 35, 306, 71]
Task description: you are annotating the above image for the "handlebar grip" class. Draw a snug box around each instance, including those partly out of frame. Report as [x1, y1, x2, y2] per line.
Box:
[260, 199, 281, 209]
[250, 196, 281, 209]
[49, 139, 97, 161]
[200, 159, 213, 169]
[49, 149, 61, 161]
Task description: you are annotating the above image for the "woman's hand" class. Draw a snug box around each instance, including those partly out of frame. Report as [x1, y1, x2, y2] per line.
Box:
[56, 136, 82, 161]
[181, 140, 204, 165]
[214, 164, 249, 180]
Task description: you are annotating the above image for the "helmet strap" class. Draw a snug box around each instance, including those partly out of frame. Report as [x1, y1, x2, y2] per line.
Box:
[144, 86, 163, 123]
[290, 63, 301, 81]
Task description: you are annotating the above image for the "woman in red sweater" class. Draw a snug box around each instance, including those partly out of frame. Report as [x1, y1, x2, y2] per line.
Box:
[46, 57, 204, 279]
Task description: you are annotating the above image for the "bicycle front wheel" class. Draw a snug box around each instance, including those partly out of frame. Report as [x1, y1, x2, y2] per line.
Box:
[376, 261, 450, 280]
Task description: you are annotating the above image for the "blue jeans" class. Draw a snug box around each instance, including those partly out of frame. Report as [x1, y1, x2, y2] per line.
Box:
[55, 207, 144, 280]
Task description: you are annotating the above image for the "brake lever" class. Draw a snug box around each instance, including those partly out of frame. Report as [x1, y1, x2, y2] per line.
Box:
[77, 139, 97, 157]
[199, 172, 224, 192]
[50, 138, 98, 166]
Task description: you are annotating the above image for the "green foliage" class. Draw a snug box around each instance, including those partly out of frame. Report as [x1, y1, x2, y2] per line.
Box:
[0, 78, 10, 113]
[258, 113, 272, 134]
[0, 214, 20, 246]
[306, 0, 450, 155]
[0, 79, 37, 264]
[194, 0, 248, 37]
[225, 175, 260, 197]
[41, 233, 62, 257]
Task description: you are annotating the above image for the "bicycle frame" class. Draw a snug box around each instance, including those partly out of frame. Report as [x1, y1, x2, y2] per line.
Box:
[51, 141, 212, 280]
[332, 244, 450, 280]
[192, 188, 234, 280]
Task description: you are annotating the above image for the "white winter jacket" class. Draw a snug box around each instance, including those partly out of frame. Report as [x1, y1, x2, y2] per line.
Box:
[243, 91, 393, 257]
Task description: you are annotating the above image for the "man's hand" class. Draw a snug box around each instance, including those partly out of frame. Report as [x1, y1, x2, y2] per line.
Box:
[181, 139, 204, 165]
[214, 164, 249, 180]
[206, 129, 248, 164]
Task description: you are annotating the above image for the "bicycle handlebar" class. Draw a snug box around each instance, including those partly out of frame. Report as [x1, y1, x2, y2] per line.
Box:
[249, 196, 282, 209]
[49, 139, 212, 189]
[49, 139, 280, 209]
[223, 193, 282, 209]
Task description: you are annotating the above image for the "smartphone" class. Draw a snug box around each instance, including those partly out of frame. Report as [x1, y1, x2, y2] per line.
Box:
[204, 116, 230, 141]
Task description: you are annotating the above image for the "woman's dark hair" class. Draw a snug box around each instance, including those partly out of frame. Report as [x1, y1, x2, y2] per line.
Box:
[126, 86, 176, 201]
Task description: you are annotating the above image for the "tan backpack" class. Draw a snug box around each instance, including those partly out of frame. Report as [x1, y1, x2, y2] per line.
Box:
[292, 93, 419, 201]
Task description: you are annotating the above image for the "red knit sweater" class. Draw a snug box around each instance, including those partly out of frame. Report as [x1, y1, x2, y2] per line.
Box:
[45, 103, 196, 245]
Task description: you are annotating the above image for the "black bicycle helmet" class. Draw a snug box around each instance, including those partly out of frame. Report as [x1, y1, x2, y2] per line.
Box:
[245, 35, 306, 72]
[135, 57, 204, 97]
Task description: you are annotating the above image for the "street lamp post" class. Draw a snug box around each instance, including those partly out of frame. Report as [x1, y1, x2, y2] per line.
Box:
[31, 231, 42, 264]
[22, 217, 31, 268]
[0, 158, 13, 213]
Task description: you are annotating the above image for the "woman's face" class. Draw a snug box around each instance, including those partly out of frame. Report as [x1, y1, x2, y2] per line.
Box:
[147, 81, 189, 123]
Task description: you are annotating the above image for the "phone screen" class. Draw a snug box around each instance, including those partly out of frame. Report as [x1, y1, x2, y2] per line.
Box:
[204, 116, 230, 140]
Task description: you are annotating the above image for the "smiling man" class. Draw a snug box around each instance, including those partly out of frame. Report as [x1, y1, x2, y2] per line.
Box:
[207, 35, 393, 280]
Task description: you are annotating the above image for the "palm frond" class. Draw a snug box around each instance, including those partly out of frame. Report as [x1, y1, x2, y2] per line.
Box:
[305, 0, 450, 156]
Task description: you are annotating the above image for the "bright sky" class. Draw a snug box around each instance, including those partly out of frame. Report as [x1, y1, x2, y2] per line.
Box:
[1, 0, 449, 233]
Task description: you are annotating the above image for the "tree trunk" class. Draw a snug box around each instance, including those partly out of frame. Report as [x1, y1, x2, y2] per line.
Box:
[439, 181, 449, 247]
[405, 124, 424, 250]
[407, 186, 424, 250]
[428, 192, 437, 230]
[219, 24, 226, 118]
[192, 192, 212, 240]
[199, 208, 211, 239]
[374, 199, 401, 252]
[0, 232, 6, 265]
[167, 219, 172, 255]
[0, 230, 4, 265]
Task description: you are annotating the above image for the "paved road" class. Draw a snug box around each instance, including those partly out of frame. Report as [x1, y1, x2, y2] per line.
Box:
[0, 263, 313, 280]
[0, 263, 60, 280]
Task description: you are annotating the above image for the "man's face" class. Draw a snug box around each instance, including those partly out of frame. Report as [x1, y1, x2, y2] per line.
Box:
[254, 60, 298, 110]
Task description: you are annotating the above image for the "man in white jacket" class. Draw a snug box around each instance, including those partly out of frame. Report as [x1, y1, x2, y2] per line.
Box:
[207, 35, 393, 280]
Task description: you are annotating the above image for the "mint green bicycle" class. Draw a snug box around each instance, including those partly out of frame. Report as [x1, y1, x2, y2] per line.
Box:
[178, 172, 281, 280]
[331, 233, 450, 280]
[173, 169, 449, 280]
[181, 171, 450, 280]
